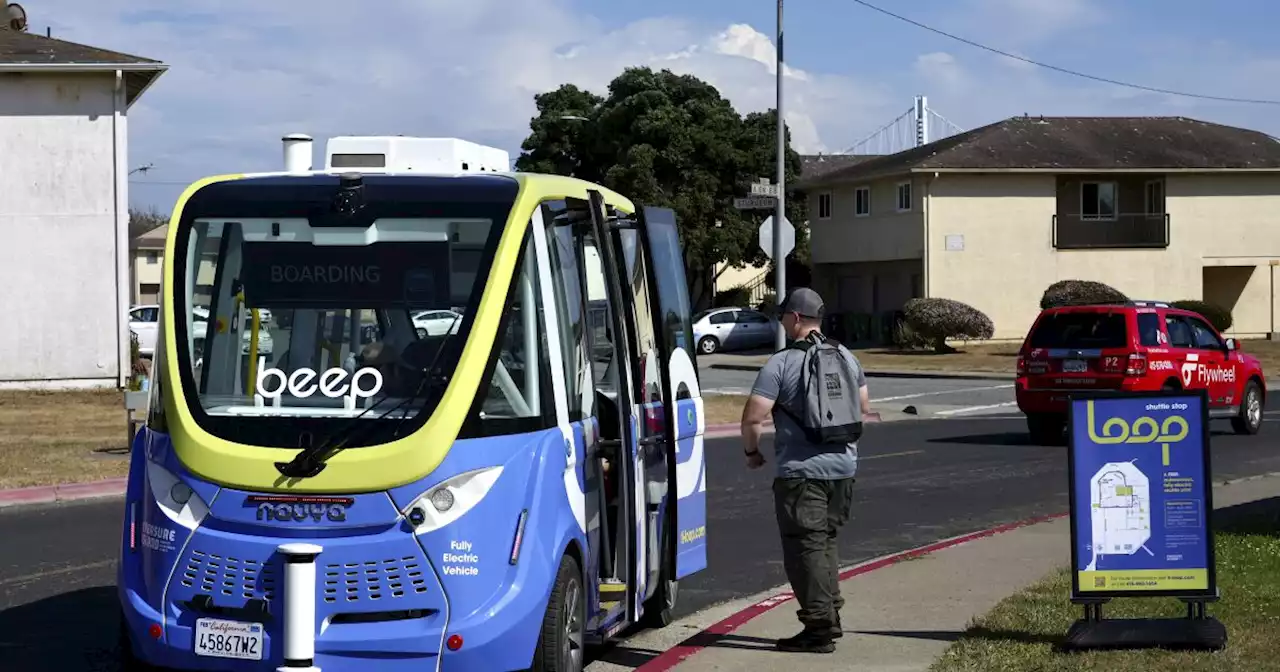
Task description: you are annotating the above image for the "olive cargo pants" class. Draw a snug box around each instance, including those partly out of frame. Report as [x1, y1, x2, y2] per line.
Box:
[772, 477, 856, 631]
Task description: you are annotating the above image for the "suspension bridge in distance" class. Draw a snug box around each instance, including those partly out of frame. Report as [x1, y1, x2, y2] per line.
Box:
[836, 95, 966, 156]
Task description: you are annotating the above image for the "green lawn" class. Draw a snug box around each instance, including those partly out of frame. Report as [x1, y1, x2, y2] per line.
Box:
[932, 498, 1280, 672]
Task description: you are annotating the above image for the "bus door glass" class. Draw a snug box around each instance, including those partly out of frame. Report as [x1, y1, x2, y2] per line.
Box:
[613, 224, 670, 601]
[633, 206, 706, 578]
[544, 201, 634, 622]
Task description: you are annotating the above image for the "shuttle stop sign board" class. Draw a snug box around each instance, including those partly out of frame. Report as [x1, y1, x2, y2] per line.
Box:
[758, 215, 794, 260]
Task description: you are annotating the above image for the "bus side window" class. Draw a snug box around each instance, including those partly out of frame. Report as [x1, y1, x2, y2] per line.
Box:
[580, 234, 618, 401]
[472, 232, 553, 433]
[544, 203, 593, 421]
[615, 228, 662, 405]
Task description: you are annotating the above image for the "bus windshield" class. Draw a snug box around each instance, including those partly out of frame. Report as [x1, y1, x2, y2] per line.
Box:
[174, 213, 505, 445]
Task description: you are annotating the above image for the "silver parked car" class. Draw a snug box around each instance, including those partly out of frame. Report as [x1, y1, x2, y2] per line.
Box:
[692, 307, 777, 354]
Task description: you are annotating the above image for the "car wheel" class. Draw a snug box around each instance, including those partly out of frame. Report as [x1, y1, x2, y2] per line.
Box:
[1232, 380, 1263, 435]
[532, 555, 585, 672]
[698, 336, 719, 355]
[415, 327, 428, 339]
[1026, 413, 1065, 445]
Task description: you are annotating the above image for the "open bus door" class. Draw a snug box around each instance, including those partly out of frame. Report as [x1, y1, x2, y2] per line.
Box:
[632, 206, 707, 582]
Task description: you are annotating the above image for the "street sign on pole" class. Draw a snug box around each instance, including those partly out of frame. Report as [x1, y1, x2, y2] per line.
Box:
[734, 197, 776, 210]
[758, 215, 795, 260]
[750, 182, 780, 197]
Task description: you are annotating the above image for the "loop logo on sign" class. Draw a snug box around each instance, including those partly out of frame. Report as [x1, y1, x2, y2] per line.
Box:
[254, 357, 382, 409]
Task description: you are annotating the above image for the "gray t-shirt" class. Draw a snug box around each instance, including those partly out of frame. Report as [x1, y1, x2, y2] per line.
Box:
[749, 341, 866, 480]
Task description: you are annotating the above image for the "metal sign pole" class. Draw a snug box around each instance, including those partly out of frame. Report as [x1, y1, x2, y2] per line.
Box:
[774, 0, 787, 350]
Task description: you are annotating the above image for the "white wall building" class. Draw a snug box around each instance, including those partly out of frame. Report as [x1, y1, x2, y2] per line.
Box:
[0, 26, 166, 388]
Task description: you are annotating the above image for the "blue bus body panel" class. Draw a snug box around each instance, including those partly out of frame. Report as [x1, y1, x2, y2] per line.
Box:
[672, 397, 707, 577]
[119, 425, 586, 672]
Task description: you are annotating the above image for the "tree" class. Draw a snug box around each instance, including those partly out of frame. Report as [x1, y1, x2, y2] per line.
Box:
[517, 67, 807, 309]
[129, 207, 167, 239]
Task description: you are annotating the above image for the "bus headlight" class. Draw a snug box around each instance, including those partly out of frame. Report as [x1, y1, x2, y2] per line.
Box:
[146, 461, 210, 529]
[403, 466, 503, 535]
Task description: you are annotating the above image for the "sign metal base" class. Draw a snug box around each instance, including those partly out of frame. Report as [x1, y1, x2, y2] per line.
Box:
[1063, 595, 1227, 652]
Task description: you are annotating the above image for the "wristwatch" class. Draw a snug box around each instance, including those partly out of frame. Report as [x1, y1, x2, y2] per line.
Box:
[744, 448, 760, 456]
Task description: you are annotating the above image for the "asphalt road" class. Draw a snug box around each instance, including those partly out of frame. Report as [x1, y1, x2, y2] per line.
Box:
[4, 407, 1280, 670]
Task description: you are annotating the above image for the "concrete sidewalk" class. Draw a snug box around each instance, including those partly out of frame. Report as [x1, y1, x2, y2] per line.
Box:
[628, 472, 1280, 672]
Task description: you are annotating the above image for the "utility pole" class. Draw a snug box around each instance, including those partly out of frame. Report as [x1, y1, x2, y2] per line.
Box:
[774, 0, 787, 350]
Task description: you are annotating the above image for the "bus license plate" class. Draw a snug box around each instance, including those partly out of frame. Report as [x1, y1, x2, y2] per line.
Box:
[194, 618, 264, 661]
[1062, 359, 1087, 373]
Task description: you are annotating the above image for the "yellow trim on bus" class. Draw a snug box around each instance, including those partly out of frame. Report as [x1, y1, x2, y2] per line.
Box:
[160, 172, 634, 493]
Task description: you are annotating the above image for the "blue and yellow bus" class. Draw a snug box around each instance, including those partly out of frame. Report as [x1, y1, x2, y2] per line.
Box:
[117, 136, 708, 671]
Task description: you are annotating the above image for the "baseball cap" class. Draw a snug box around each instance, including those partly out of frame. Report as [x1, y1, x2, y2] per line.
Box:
[780, 287, 824, 319]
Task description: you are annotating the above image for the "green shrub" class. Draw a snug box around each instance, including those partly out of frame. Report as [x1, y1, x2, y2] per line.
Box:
[713, 285, 751, 308]
[902, 298, 995, 353]
[1171, 299, 1233, 332]
[1040, 280, 1128, 310]
[891, 319, 931, 350]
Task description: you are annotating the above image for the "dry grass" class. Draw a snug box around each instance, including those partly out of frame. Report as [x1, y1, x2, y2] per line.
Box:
[932, 500, 1280, 672]
[0, 389, 130, 489]
[702, 394, 748, 426]
[852, 342, 1021, 374]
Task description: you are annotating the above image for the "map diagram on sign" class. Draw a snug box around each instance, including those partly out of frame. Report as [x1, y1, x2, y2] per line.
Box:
[1085, 460, 1153, 571]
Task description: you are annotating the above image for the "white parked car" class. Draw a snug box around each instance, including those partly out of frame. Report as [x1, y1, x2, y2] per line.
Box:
[412, 309, 463, 338]
[691, 307, 777, 355]
[129, 304, 269, 357]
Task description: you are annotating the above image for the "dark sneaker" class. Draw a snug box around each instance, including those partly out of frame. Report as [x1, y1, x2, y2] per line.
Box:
[775, 630, 835, 653]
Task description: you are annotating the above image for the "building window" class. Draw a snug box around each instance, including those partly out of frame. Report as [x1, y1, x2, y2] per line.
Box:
[817, 192, 832, 219]
[146, 251, 158, 264]
[854, 186, 871, 217]
[1145, 180, 1165, 215]
[896, 181, 912, 212]
[1081, 182, 1117, 220]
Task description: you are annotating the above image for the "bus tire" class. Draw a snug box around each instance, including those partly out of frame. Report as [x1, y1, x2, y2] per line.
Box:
[533, 554, 585, 672]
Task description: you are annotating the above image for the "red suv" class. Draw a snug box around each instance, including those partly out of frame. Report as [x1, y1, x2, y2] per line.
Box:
[1015, 301, 1266, 443]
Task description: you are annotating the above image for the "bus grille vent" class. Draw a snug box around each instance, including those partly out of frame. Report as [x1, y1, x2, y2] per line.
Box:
[181, 550, 278, 601]
[323, 556, 429, 604]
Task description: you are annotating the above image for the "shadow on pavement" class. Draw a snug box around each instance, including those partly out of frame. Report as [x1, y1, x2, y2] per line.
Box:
[926, 432, 1043, 447]
[0, 586, 122, 672]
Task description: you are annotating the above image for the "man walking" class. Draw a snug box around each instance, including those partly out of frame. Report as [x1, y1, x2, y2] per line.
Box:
[740, 287, 872, 653]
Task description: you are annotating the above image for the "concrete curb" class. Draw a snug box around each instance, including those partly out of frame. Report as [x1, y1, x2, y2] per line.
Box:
[708, 362, 1015, 381]
[0, 477, 127, 509]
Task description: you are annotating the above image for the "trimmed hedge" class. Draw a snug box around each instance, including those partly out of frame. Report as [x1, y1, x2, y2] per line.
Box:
[714, 285, 751, 308]
[1040, 280, 1129, 310]
[1171, 300, 1233, 332]
[902, 297, 995, 353]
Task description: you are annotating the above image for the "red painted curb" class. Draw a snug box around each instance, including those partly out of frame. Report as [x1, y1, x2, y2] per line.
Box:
[0, 477, 127, 508]
[635, 511, 1069, 672]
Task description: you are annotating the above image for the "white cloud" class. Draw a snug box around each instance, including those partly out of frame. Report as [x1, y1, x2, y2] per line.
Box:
[31, 0, 897, 208]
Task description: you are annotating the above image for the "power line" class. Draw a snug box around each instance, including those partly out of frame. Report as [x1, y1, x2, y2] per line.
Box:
[849, 0, 1280, 106]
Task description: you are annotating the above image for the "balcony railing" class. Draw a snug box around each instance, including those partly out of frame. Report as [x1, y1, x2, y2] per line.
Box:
[1052, 213, 1169, 250]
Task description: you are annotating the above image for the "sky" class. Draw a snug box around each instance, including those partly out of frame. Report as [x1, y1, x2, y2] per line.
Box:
[27, 0, 1280, 211]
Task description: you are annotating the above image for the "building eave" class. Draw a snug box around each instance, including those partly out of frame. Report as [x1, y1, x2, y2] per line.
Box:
[0, 62, 168, 107]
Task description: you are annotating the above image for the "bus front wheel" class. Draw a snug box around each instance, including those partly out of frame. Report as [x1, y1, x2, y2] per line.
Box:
[533, 555, 585, 672]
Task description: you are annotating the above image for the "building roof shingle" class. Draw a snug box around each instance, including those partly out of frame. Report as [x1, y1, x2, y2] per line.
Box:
[796, 116, 1280, 189]
[0, 29, 165, 105]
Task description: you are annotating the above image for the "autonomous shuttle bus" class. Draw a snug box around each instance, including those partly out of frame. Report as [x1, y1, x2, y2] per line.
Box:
[117, 135, 708, 672]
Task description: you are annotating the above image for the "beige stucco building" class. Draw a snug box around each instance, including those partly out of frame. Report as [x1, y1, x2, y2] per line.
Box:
[797, 116, 1280, 342]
